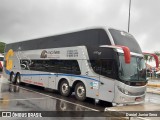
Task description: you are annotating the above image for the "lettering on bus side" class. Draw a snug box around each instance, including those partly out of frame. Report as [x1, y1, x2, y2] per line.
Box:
[93, 51, 101, 55]
[40, 50, 60, 58]
[67, 50, 78, 57]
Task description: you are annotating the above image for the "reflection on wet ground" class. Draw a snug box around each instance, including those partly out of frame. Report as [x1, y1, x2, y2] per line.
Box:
[1, 77, 160, 120]
[0, 81, 126, 120]
[0, 83, 97, 111]
[146, 92, 160, 104]
[9, 83, 109, 109]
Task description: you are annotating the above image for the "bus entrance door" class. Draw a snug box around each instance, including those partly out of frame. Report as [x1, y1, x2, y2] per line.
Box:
[99, 77, 115, 102]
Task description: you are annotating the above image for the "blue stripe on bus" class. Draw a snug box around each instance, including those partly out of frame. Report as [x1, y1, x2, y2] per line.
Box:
[5, 69, 11, 75]
[5, 69, 99, 82]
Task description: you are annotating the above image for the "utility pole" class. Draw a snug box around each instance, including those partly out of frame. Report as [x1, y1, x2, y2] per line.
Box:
[128, 0, 131, 33]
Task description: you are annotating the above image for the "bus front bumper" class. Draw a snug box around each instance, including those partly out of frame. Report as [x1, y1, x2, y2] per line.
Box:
[112, 82, 146, 104]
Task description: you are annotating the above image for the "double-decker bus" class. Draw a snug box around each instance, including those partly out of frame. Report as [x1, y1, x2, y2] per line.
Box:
[3, 27, 147, 105]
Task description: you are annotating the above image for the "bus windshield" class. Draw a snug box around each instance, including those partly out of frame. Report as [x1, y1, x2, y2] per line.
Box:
[118, 54, 147, 81]
[109, 28, 142, 54]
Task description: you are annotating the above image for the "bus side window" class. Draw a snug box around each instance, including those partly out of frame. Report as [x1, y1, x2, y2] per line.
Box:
[71, 60, 81, 75]
[57, 60, 81, 75]
[101, 59, 114, 78]
[20, 59, 81, 75]
[46, 60, 58, 73]
[90, 59, 116, 79]
[90, 60, 101, 74]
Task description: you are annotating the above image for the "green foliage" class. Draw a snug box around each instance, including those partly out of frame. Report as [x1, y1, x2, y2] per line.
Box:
[144, 55, 149, 61]
[144, 54, 153, 62]
[0, 42, 5, 53]
[154, 51, 160, 58]
[144, 51, 160, 63]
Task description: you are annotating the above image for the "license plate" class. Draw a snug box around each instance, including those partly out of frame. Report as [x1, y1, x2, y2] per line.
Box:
[135, 97, 142, 102]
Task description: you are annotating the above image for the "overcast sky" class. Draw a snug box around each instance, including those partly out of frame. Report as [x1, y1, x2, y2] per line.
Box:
[0, 0, 159, 53]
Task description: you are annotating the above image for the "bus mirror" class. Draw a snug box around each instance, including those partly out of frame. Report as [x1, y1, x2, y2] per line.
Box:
[100, 45, 131, 64]
[143, 52, 159, 68]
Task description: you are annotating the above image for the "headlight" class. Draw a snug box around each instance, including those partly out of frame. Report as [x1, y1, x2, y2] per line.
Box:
[124, 90, 129, 95]
[117, 86, 129, 95]
[117, 86, 145, 96]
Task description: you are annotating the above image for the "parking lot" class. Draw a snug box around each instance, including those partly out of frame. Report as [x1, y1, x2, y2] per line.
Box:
[1, 73, 160, 120]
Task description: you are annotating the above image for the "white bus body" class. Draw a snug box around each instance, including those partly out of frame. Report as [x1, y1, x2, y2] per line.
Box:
[3, 27, 147, 104]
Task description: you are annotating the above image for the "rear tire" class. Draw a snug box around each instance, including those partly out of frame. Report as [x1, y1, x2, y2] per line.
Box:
[75, 82, 86, 101]
[15, 74, 21, 85]
[59, 80, 72, 97]
[10, 72, 16, 84]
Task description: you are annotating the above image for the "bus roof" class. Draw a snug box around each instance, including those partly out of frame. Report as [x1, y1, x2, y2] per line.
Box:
[5, 28, 111, 52]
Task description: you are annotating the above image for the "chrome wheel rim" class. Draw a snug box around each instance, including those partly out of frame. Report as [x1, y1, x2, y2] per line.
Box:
[62, 83, 69, 94]
[60, 101, 67, 111]
[77, 86, 85, 98]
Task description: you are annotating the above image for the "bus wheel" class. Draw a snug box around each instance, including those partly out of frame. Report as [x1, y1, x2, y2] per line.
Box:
[10, 72, 15, 84]
[59, 80, 71, 97]
[75, 82, 86, 101]
[15, 74, 21, 85]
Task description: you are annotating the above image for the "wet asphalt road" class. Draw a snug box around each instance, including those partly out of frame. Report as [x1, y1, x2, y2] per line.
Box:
[0, 82, 106, 111]
[146, 92, 160, 104]
[0, 75, 115, 120]
[1, 73, 160, 120]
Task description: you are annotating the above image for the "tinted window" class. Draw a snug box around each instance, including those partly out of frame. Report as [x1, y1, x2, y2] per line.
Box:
[56, 60, 81, 75]
[109, 29, 142, 54]
[90, 59, 117, 79]
[20, 59, 81, 75]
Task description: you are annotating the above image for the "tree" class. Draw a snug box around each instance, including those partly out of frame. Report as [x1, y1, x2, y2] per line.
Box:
[144, 51, 160, 63]
[154, 51, 160, 58]
[0, 42, 5, 53]
[144, 54, 153, 63]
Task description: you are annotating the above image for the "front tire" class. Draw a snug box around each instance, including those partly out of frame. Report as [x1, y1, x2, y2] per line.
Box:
[59, 80, 72, 97]
[75, 82, 86, 101]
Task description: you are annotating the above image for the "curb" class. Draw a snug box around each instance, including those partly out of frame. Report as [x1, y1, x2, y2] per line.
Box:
[147, 90, 160, 95]
[147, 84, 160, 87]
